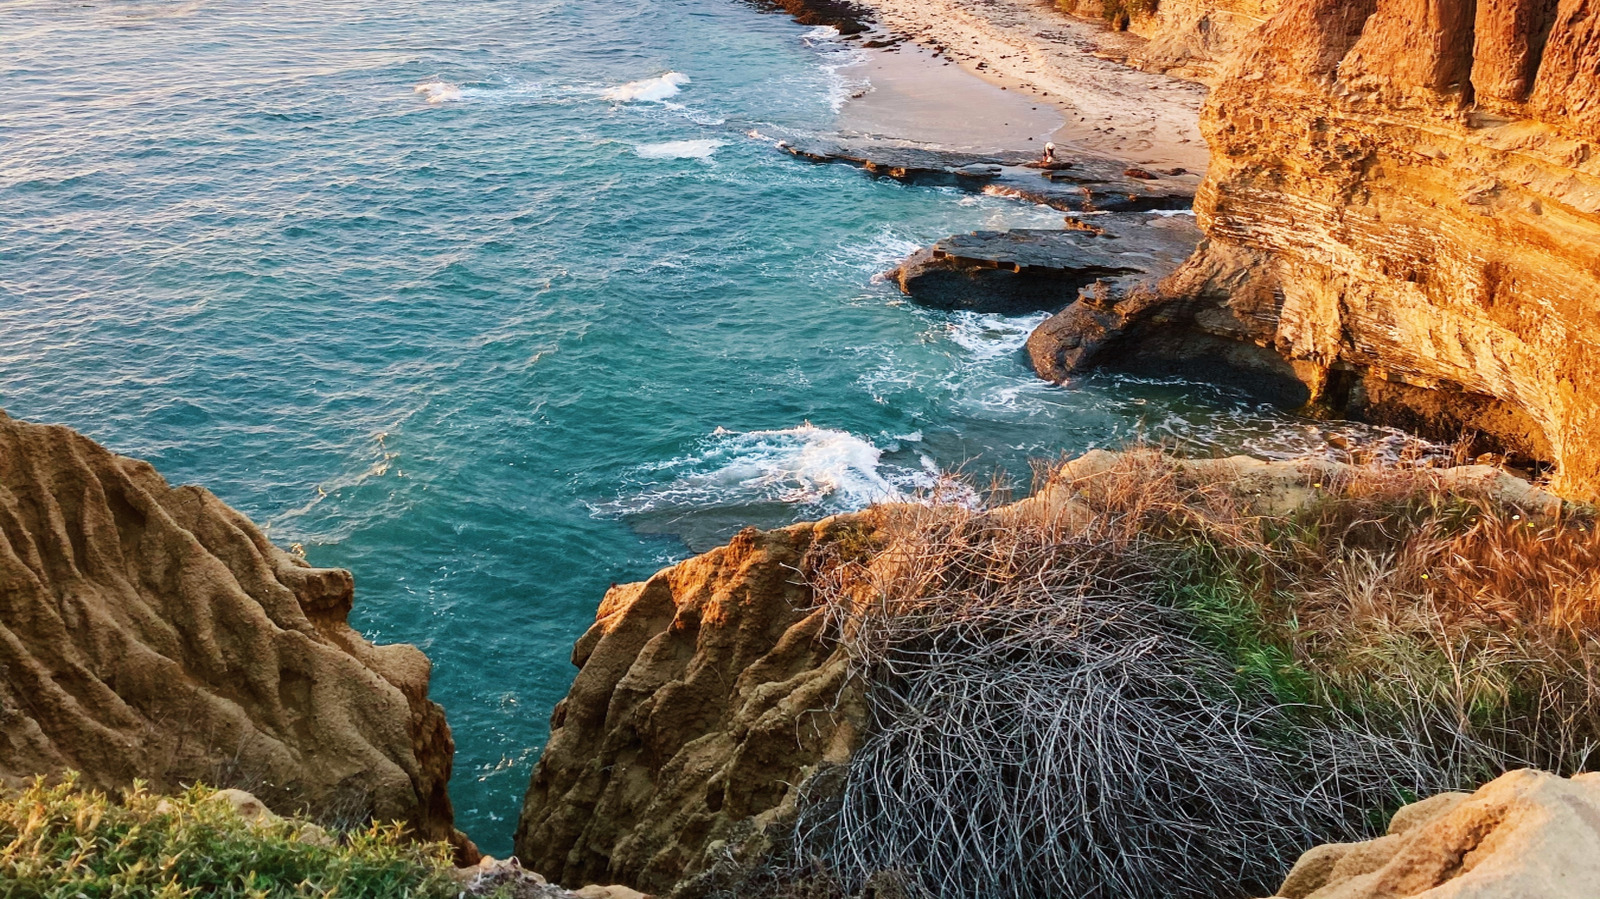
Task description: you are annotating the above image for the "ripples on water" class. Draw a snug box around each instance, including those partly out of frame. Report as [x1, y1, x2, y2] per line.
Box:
[0, 0, 1416, 852]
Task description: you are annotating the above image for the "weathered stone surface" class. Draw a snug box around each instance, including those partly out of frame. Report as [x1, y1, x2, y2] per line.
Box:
[1043, 0, 1600, 495]
[0, 411, 473, 859]
[514, 517, 870, 896]
[748, 0, 873, 34]
[890, 213, 1200, 313]
[778, 138, 1194, 212]
[1270, 769, 1600, 898]
[1058, 0, 1283, 82]
[453, 856, 642, 899]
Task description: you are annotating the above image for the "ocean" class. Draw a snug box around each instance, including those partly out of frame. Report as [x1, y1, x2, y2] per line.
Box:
[0, 0, 1400, 853]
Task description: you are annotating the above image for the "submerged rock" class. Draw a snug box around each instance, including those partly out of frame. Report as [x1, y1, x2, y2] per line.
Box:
[1268, 769, 1600, 899]
[0, 410, 474, 860]
[888, 213, 1201, 314]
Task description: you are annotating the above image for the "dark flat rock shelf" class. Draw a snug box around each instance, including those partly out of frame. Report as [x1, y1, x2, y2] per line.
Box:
[776, 137, 1196, 213]
[886, 212, 1202, 314]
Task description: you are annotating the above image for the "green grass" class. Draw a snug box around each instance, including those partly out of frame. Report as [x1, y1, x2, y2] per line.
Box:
[0, 775, 461, 899]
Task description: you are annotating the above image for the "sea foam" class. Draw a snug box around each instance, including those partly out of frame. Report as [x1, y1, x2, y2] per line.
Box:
[801, 24, 868, 112]
[945, 310, 1050, 363]
[635, 139, 725, 160]
[604, 424, 909, 516]
[604, 72, 690, 102]
[413, 80, 463, 104]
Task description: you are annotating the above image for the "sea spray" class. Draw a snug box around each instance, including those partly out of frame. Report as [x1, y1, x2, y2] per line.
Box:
[604, 71, 690, 102]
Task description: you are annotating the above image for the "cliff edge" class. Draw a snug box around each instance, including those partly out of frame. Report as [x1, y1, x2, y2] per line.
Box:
[514, 516, 870, 896]
[0, 410, 473, 859]
[519, 451, 1595, 898]
[1029, 0, 1600, 498]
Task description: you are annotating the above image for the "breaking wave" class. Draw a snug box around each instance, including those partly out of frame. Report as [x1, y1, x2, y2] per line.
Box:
[600, 424, 930, 516]
[604, 71, 690, 102]
[414, 79, 464, 104]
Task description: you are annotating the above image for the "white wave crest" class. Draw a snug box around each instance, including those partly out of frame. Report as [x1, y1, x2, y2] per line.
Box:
[605, 424, 908, 516]
[413, 80, 463, 104]
[605, 71, 690, 102]
[635, 139, 725, 160]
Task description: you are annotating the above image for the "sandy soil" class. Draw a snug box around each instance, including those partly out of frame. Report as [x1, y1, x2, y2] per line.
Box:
[832, 38, 1066, 153]
[833, 0, 1210, 174]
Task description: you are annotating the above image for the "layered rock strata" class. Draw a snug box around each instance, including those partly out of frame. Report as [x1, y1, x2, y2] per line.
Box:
[778, 139, 1196, 212]
[891, 213, 1201, 313]
[1030, 0, 1600, 496]
[1269, 769, 1600, 899]
[514, 517, 870, 896]
[0, 411, 473, 859]
[1058, 0, 1282, 81]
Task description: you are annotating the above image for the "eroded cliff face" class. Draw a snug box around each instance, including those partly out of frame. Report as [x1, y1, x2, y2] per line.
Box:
[0, 411, 473, 859]
[1199, 0, 1599, 495]
[1035, 0, 1600, 497]
[1058, 0, 1282, 81]
[514, 517, 870, 897]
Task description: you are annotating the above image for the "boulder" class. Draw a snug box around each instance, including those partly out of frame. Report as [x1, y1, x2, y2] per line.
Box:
[1270, 769, 1600, 898]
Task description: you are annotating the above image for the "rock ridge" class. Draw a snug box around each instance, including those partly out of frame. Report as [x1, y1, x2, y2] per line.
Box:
[514, 516, 871, 896]
[0, 410, 474, 860]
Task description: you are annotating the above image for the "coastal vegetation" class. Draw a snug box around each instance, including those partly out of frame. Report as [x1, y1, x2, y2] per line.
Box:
[0, 775, 461, 899]
[758, 452, 1599, 898]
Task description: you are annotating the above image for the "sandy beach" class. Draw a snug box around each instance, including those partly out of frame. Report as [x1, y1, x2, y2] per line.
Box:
[831, 37, 1066, 153]
[831, 0, 1209, 175]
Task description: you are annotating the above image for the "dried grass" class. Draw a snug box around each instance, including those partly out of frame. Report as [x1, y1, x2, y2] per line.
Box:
[782, 450, 1599, 899]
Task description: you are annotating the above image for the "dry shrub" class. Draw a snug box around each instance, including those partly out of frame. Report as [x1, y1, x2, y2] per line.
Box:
[786, 450, 1599, 899]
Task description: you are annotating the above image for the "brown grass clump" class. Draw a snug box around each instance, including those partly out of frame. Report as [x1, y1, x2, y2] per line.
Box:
[785, 451, 1599, 899]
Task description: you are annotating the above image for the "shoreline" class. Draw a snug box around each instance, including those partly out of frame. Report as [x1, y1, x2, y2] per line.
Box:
[822, 0, 1209, 176]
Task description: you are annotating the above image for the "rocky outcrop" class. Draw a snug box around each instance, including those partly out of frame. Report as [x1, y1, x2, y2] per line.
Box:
[1268, 769, 1600, 899]
[1031, 0, 1600, 497]
[1057, 0, 1282, 81]
[514, 517, 870, 896]
[778, 139, 1196, 212]
[0, 411, 473, 859]
[749, 0, 872, 34]
[890, 213, 1201, 313]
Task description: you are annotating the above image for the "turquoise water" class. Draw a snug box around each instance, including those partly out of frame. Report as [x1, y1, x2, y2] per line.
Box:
[1, 0, 1389, 854]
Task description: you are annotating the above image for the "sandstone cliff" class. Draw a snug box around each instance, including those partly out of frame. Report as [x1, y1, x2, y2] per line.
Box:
[1031, 0, 1600, 498]
[0, 411, 473, 859]
[519, 450, 1584, 898]
[1269, 769, 1600, 899]
[514, 517, 870, 896]
[1057, 0, 1281, 81]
